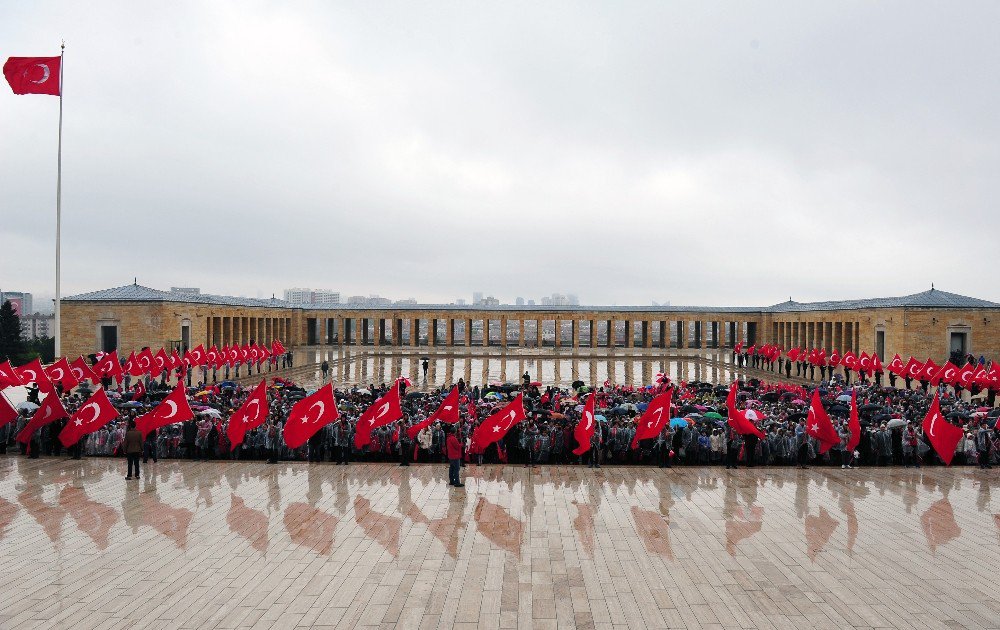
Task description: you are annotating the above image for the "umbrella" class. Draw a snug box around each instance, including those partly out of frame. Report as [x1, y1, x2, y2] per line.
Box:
[405, 392, 425, 399]
[219, 381, 237, 388]
[744, 409, 766, 422]
[946, 411, 970, 420]
[780, 392, 797, 401]
[485, 392, 503, 400]
[530, 381, 542, 387]
[686, 412, 703, 419]
[669, 418, 688, 429]
[571, 380, 585, 389]
[989, 408, 1000, 418]
[594, 414, 607, 423]
[15, 402, 38, 411]
[550, 412, 566, 420]
[791, 399, 806, 406]
[977, 406, 992, 412]
[859, 404, 882, 413]
[886, 418, 906, 429]
[714, 385, 729, 395]
[988, 417, 998, 428]
[637, 402, 649, 412]
[837, 394, 852, 403]
[198, 408, 222, 418]
[574, 404, 584, 413]
[761, 392, 779, 402]
[704, 411, 724, 420]
[827, 404, 849, 416]
[786, 412, 807, 423]
[355, 389, 371, 396]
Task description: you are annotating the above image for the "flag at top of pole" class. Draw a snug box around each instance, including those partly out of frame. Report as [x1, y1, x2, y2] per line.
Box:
[3, 56, 61, 95]
[4, 45, 65, 357]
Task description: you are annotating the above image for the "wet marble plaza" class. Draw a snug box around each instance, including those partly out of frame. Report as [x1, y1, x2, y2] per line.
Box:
[1, 457, 999, 629]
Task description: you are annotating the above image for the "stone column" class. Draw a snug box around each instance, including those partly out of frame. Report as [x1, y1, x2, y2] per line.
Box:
[606, 320, 613, 347]
[429, 318, 437, 347]
[590, 320, 598, 348]
[536, 319, 543, 348]
[554, 319, 562, 348]
[465, 318, 472, 347]
[572, 320, 579, 348]
[518, 319, 525, 347]
[446, 318, 455, 346]
[699, 321, 707, 349]
[500, 317, 508, 348]
[409, 318, 418, 347]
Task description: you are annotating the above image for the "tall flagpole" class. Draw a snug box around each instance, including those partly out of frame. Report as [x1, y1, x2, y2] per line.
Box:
[54, 41, 64, 359]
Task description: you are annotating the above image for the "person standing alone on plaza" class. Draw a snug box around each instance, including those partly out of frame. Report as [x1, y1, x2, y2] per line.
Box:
[124, 420, 143, 480]
[446, 425, 464, 487]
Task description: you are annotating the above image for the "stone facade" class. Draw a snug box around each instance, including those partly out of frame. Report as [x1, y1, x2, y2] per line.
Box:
[61, 286, 1000, 364]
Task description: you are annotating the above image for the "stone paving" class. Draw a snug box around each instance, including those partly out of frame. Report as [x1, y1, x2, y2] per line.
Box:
[1, 457, 999, 629]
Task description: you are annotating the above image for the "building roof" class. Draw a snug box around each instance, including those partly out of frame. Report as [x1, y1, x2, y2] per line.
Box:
[63, 284, 291, 309]
[766, 288, 1000, 313]
[64, 284, 1000, 313]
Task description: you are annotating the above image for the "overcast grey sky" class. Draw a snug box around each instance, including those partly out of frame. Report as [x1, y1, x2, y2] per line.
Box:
[3, 1, 998, 307]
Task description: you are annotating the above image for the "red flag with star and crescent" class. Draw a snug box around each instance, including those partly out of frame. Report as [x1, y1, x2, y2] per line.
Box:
[15, 358, 54, 396]
[0, 360, 24, 389]
[58, 388, 118, 447]
[871, 352, 883, 374]
[3, 56, 61, 95]
[16, 393, 69, 444]
[887, 353, 905, 376]
[725, 383, 766, 439]
[0, 394, 17, 428]
[806, 390, 840, 454]
[407, 386, 460, 440]
[841, 351, 859, 372]
[272, 339, 287, 356]
[135, 382, 194, 437]
[45, 357, 79, 391]
[70, 356, 99, 384]
[471, 393, 526, 452]
[152, 348, 170, 375]
[919, 359, 941, 382]
[354, 383, 404, 449]
[903, 357, 923, 380]
[283, 384, 339, 449]
[573, 394, 598, 456]
[956, 363, 976, 389]
[227, 380, 269, 450]
[922, 394, 962, 466]
[631, 388, 673, 449]
[93, 350, 123, 382]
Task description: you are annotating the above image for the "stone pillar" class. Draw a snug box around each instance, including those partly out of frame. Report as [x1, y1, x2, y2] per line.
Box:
[536, 319, 543, 348]
[482, 318, 490, 347]
[677, 320, 687, 349]
[699, 321, 707, 349]
[554, 319, 562, 348]
[658, 321, 667, 349]
[519, 319, 526, 347]
[606, 320, 613, 347]
[590, 320, 598, 348]
[446, 318, 455, 346]
[465, 318, 472, 347]
[429, 318, 437, 347]
[409, 318, 419, 347]
[572, 320, 579, 348]
[501, 317, 508, 348]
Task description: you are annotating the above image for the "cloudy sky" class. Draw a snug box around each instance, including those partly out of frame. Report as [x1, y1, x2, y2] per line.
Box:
[3, 1, 998, 308]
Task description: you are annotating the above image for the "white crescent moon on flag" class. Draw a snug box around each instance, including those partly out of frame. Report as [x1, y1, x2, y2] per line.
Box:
[162, 400, 178, 419]
[308, 401, 324, 423]
[71, 367, 83, 379]
[584, 411, 593, 430]
[22, 369, 37, 382]
[81, 403, 100, 425]
[50, 368, 63, 381]
[502, 410, 517, 432]
[28, 63, 50, 84]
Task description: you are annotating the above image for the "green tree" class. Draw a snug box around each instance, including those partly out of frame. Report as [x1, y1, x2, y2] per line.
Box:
[0, 300, 26, 363]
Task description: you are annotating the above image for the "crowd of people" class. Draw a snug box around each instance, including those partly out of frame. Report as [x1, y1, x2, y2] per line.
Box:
[3, 350, 1000, 471]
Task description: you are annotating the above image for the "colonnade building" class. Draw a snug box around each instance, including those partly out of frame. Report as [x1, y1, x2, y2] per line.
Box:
[60, 284, 1000, 363]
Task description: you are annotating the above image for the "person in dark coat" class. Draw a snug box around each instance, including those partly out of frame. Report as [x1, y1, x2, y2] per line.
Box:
[446, 425, 464, 487]
[183, 418, 198, 459]
[124, 420, 143, 480]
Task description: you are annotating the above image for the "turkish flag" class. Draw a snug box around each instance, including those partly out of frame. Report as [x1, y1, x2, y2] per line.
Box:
[272, 339, 287, 356]
[228, 345, 240, 366]
[956, 363, 976, 389]
[470, 393, 526, 452]
[135, 382, 194, 437]
[847, 389, 861, 452]
[152, 348, 170, 375]
[45, 358, 79, 390]
[631, 389, 673, 448]
[124, 352, 142, 377]
[59, 388, 119, 447]
[168, 350, 183, 372]
[828, 350, 841, 368]
[871, 353, 883, 374]
[136, 348, 155, 375]
[3, 56, 60, 96]
[887, 353, 905, 376]
[841, 352, 859, 371]
[227, 380, 269, 450]
[94, 350, 123, 382]
[241, 344, 251, 363]
[206, 345, 222, 367]
[15, 358, 54, 395]
[986, 364, 1000, 391]
[131, 379, 147, 402]
[725, 383, 766, 439]
[572, 394, 598, 456]
[406, 386, 460, 440]
[806, 390, 840, 454]
[0, 394, 17, 428]
[858, 352, 872, 375]
[185, 344, 207, 367]
[735, 341, 744, 354]
[354, 384, 404, 449]
[787, 347, 798, 361]
[16, 393, 68, 443]
[903, 357, 923, 379]
[70, 356, 98, 384]
[258, 346, 270, 364]
[283, 385, 339, 449]
[922, 394, 962, 466]
[973, 365, 990, 388]
[0, 360, 23, 389]
[919, 359, 941, 382]
[930, 361, 958, 387]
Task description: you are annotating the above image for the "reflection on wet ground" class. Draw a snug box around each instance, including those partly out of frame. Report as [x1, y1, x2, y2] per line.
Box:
[1, 457, 999, 628]
[290, 347, 772, 390]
